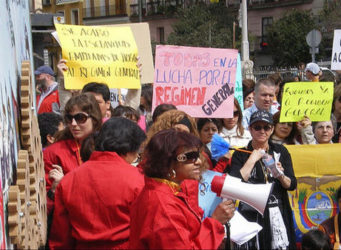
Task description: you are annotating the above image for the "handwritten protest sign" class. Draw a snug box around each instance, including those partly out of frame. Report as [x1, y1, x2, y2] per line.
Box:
[331, 30, 341, 70]
[152, 45, 238, 118]
[280, 82, 333, 122]
[55, 23, 140, 89]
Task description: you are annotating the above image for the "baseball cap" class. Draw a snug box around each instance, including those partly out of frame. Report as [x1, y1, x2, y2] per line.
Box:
[250, 110, 273, 126]
[34, 65, 55, 76]
[305, 62, 321, 75]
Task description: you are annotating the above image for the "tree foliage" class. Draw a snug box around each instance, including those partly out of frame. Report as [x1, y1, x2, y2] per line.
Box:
[267, 9, 315, 67]
[167, 2, 240, 49]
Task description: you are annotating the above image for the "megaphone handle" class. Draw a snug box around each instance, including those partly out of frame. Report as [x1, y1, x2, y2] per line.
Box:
[224, 222, 232, 250]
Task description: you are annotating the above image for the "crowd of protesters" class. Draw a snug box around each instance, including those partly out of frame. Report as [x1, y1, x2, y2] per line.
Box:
[34, 60, 341, 249]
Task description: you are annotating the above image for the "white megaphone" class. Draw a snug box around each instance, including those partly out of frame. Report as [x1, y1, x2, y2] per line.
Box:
[211, 175, 273, 215]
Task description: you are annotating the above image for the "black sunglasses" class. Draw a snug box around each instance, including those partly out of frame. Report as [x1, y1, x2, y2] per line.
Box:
[252, 125, 272, 132]
[176, 151, 200, 163]
[65, 113, 91, 125]
[233, 111, 239, 117]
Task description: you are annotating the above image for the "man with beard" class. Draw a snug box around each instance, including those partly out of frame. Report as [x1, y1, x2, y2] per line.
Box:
[35, 65, 60, 114]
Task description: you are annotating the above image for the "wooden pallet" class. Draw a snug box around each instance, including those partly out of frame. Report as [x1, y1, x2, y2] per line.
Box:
[8, 61, 47, 249]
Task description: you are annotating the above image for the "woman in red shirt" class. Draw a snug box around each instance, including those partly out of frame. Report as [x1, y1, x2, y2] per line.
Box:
[49, 117, 146, 249]
[129, 129, 235, 249]
[43, 93, 102, 211]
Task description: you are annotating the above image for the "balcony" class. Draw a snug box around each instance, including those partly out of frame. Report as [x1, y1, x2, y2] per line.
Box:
[83, 4, 127, 19]
[226, 0, 313, 9]
[56, 0, 81, 4]
[130, 0, 184, 19]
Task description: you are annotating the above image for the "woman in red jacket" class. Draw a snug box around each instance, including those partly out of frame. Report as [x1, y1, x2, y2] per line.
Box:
[129, 129, 235, 249]
[49, 117, 146, 249]
[43, 93, 102, 212]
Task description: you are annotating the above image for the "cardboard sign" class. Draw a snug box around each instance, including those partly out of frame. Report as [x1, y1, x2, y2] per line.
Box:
[152, 45, 238, 118]
[280, 82, 333, 122]
[55, 23, 140, 89]
[105, 23, 154, 84]
[331, 29, 341, 70]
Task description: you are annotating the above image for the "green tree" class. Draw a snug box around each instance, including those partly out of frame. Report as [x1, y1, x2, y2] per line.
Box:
[167, 2, 239, 49]
[267, 9, 315, 67]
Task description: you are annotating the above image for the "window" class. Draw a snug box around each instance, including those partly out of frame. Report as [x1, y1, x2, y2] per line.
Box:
[157, 27, 165, 44]
[71, 9, 79, 25]
[261, 17, 273, 47]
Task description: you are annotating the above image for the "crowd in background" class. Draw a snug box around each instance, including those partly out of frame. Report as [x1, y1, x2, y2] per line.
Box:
[34, 60, 341, 249]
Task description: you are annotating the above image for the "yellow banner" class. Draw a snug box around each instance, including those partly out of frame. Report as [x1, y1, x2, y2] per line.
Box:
[55, 23, 140, 90]
[280, 82, 333, 122]
[285, 144, 341, 241]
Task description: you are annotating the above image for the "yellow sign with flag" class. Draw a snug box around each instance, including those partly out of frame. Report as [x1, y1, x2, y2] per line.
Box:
[280, 82, 333, 122]
[55, 23, 140, 90]
[285, 144, 341, 242]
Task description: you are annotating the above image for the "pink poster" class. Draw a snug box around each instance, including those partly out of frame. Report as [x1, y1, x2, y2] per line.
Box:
[152, 45, 238, 118]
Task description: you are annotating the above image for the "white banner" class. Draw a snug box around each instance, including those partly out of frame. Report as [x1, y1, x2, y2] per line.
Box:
[331, 29, 341, 70]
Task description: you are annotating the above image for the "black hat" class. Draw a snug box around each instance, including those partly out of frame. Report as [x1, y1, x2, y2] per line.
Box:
[250, 110, 273, 126]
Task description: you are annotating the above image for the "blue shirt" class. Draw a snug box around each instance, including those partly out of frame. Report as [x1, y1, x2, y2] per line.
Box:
[242, 103, 279, 129]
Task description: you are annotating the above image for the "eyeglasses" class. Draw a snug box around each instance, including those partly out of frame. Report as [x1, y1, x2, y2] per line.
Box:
[252, 125, 272, 132]
[233, 111, 239, 117]
[65, 113, 91, 125]
[176, 151, 200, 163]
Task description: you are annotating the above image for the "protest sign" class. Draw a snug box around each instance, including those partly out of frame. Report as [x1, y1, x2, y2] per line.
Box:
[105, 23, 154, 84]
[331, 29, 341, 70]
[152, 45, 238, 118]
[280, 82, 333, 122]
[55, 23, 140, 90]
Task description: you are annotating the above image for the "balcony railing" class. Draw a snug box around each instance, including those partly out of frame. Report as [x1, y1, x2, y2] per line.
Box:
[130, 0, 184, 17]
[226, 0, 312, 8]
[83, 4, 127, 18]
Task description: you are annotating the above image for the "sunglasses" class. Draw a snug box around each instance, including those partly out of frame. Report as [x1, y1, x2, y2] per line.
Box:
[176, 151, 200, 163]
[65, 113, 91, 125]
[233, 111, 239, 117]
[252, 125, 272, 132]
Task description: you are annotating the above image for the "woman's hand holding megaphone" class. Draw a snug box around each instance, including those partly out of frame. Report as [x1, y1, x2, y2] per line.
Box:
[211, 199, 235, 225]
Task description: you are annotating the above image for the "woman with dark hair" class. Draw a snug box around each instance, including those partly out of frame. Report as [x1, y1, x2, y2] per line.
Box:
[197, 118, 229, 172]
[270, 111, 316, 145]
[129, 129, 234, 249]
[151, 103, 177, 123]
[44, 93, 102, 212]
[270, 111, 297, 145]
[49, 117, 146, 249]
[112, 105, 140, 123]
[139, 84, 153, 128]
[243, 88, 254, 109]
[220, 98, 251, 148]
[301, 229, 331, 250]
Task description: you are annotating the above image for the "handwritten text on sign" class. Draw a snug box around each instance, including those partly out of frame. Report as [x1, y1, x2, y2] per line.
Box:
[55, 23, 140, 90]
[152, 45, 238, 118]
[280, 82, 334, 122]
